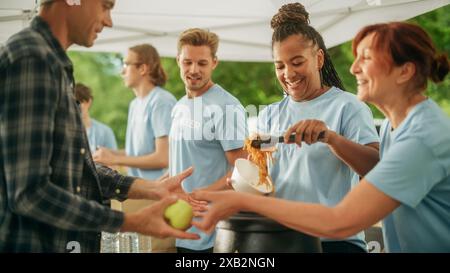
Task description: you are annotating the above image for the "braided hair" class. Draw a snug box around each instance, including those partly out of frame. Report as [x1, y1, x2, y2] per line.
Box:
[271, 2, 344, 90]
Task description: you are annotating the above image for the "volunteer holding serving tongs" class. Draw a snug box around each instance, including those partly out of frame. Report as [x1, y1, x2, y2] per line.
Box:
[218, 3, 380, 253]
[192, 5, 450, 253]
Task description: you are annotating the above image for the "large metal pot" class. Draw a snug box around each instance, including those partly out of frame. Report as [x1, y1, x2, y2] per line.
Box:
[214, 211, 322, 253]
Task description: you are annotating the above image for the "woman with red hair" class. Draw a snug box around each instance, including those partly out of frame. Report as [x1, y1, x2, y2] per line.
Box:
[192, 22, 450, 253]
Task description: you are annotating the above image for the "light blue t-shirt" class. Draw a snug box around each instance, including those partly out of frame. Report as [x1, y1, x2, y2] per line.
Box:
[258, 87, 379, 250]
[86, 119, 118, 153]
[365, 99, 450, 253]
[125, 86, 176, 180]
[169, 84, 247, 250]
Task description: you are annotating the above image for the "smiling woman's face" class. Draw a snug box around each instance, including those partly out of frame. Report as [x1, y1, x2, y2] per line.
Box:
[273, 34, 324, 102]
[350, 33, 399, 105]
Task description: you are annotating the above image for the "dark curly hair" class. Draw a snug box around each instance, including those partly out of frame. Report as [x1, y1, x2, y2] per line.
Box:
[271, 2, 344, 90]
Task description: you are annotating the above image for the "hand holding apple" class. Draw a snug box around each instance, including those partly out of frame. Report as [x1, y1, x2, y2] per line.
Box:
[164, 199, 194, 230]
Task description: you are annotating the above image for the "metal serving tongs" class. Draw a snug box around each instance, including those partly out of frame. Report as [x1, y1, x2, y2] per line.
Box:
[250, 131, 326, 149]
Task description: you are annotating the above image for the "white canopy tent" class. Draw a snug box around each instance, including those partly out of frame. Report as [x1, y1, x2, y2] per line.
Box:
[1, 0, 448, 62]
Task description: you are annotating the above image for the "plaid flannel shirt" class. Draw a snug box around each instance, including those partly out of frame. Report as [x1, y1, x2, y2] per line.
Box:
[0, 17, 135, 252]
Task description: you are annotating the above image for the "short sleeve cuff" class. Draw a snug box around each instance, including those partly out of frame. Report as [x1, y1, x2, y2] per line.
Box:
[365, 174, 409, 205]
[154, 131, 170, 139]
[221, 140, 245, 152]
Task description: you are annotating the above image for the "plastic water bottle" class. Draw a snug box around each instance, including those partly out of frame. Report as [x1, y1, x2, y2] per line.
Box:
[118, 232, 140, 253]
[127, 232, 139, 253]
[139, 236, 152, 253]
[101, 232, 120, 253]
[118, 232, 131, 253]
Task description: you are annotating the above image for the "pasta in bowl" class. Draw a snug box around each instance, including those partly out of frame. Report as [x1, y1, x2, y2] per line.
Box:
[231, 158, 274, 195]
[230, 134, 276, 195]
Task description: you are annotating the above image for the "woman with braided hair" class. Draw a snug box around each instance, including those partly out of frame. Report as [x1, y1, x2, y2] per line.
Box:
[252, 2, 380, 252]
[192, 14, 450, 252]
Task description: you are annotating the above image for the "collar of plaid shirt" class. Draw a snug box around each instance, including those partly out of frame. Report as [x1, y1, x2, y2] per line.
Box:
[31, 16, 73, 70]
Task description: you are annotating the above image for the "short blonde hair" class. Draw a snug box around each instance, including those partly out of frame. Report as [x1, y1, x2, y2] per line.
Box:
[177, 28, 219, 58]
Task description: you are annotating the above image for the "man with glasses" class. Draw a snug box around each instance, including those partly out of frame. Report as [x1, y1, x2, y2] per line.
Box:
[94, 44, 176, 182]
[93, 44, 177, 252]
[0, 0, 198, 252]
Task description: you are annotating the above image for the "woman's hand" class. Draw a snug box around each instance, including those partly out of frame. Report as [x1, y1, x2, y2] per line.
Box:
[190, 190, 242, 234]
[226, 177, 234, 188]
[284, 119, 380, 176]
[284, 119, 335, 147]
[187, 193, 209, 216]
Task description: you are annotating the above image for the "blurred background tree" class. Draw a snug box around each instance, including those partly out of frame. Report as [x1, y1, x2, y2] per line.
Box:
[69, 6, 449, 148]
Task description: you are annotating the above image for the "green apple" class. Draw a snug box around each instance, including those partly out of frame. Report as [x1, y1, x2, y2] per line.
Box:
[164, 199, 193, 230]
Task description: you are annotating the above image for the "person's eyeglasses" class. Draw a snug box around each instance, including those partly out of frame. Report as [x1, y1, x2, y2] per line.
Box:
[122, 62, 142, 69]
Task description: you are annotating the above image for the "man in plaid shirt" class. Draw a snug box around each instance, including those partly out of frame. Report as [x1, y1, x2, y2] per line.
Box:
[0, 0, 199, 252]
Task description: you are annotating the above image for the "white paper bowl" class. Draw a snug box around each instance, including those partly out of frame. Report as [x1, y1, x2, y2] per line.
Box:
[231, 158, 273, 195]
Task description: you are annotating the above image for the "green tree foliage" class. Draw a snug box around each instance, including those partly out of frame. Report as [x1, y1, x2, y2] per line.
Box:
[68, 51, 134, 147]
[69, 6, 449, 148]
[161, 58, 284, 106]
[411, 5, 450, 105]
